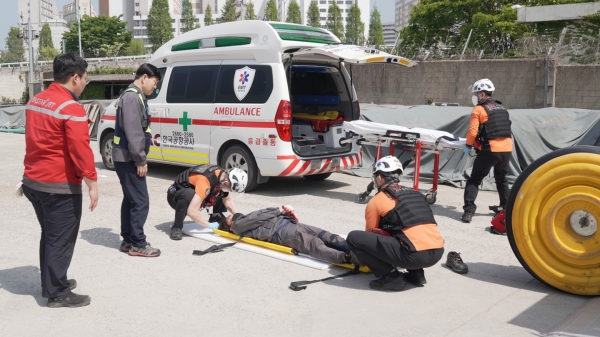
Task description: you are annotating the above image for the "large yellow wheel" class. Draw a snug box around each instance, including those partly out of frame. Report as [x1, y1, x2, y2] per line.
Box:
[507, 146, 600, 296]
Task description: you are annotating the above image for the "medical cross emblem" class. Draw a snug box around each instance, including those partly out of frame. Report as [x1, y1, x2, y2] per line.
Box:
[179, 111, 192, 131]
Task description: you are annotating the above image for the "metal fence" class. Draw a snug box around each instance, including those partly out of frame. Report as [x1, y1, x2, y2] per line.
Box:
[0, 54, 150, 69]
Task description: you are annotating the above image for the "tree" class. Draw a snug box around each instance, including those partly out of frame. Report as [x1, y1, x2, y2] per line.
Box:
[39, 23, 54, 49]
[2, 27, 25, 63]
[123, 39, 147, 56]
[326, 2, 344, 41]
[345, 4, 364, 45]
[264, 0, 279, 21]
[147, 0, 174, 52]
[367, 6, 384, 47]
[205, 4, 214, 26]
[63, 15, 131, 57]
[245, 1, 257, 20]
[221, 0, 240, 23]
[181, 0, 200, 33]
[38, 47, 59, 61]
[307, 2, 320, 28]
[286, 0, 301, 24]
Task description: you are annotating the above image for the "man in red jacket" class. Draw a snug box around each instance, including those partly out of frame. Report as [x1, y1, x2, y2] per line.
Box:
[21, 53, 98, 308]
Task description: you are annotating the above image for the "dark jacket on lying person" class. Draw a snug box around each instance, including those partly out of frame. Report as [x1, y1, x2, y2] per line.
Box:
[219, 207, 351, 264]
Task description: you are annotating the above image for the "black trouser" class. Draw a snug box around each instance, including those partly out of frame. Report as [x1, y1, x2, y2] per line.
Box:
[23, 185, 82, 298]
[115, 161, 149, 247]
[463, 151, 511, 213]
[273, 223, 348, 264]
[167, 187, 227, 229]
[346, 230, 444, 278]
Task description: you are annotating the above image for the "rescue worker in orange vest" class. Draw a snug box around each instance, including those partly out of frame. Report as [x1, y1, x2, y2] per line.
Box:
[461, 79, 513, 223]
[346, 156, 445, 291]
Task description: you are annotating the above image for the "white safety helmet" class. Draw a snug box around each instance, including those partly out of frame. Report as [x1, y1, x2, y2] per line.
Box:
[228, 168, 248, 193]
[469, 78, 495, 93]
[372, 156, 403, 175]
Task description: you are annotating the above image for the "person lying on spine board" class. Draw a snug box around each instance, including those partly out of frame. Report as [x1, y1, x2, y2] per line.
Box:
[217, 206, 361, 265]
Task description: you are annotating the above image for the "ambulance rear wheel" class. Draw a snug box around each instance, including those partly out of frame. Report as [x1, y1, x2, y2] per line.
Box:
[303, 173, 332, 181]
[101, 131, 115, 171]
[221, 145, 258, 192]
[507, 145, 600, 296]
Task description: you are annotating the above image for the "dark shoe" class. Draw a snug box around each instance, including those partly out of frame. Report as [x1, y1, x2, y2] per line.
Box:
[47, 292, 91, 308]
[170, 227, 183, 240]
[120, 241, 132, 253]
[369, 270, 406, 291]
[129, 243, 161, 257]
[68, 279, 76, 291]
[345, 250, 363, 266]
[489, 226, 507, 236]
[489, 205, 505, 214]
[461, 211, 473, 223]
[405, 269, 426, 286]
[446, 251, 468, 274]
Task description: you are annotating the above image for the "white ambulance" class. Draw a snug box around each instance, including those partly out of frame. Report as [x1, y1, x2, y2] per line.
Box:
[97, 21, 415, 191]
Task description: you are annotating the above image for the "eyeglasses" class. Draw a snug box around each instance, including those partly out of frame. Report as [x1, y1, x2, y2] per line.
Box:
[76, 74, 90, 85]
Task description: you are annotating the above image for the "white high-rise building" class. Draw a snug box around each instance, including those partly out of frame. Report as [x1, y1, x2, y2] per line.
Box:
[295, 0, 369, 36]
[17, 0, 66, 60]
[99, 0, 126, 17]
[63, 0, 97, 23]
[395, 0, 417, 30]
[382, 21, 396, 46]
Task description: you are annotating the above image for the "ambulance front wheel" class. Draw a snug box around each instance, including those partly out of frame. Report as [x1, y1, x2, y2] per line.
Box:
[303, 173, 332, 181]
[100, 131, 115, 171]
[221, 145, 258, 192]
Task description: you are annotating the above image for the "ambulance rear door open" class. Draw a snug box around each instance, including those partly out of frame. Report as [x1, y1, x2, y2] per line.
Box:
[283, 45, 416, 157]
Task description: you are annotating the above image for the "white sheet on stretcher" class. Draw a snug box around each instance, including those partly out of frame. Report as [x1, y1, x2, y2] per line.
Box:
[343, 120, 466, 150]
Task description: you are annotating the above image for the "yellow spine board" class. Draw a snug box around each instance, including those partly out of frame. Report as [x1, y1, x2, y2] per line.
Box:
[212, 229, 370, 273]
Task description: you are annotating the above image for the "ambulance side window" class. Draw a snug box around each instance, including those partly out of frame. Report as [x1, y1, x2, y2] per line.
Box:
[215, 65, 273, 103]
[147, 67, 167, 100]
[166, 65, 218, 103]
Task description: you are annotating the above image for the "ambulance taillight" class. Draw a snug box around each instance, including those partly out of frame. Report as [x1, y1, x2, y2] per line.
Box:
[275, 100, 292, 142]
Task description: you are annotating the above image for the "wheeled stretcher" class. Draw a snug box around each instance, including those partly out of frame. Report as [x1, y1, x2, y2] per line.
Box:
[340, 120, 466, 204]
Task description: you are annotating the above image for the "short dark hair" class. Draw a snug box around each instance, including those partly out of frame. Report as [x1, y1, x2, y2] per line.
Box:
[53, 53, 88, 83]
[218, 217, 231, 232]
[135, 63, 161, 81]
[377, 171, 401, 183]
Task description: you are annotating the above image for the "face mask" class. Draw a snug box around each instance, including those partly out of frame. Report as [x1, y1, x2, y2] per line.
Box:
[471, 95, 479, 106]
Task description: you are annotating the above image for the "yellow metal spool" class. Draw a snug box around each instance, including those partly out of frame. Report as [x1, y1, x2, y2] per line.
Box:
[507, 146, 600, 295]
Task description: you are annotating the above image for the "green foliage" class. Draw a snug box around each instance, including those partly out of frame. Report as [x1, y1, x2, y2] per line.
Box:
[88, 66, 136, 75]
[345, 4, 365, 45]
[221, 0, 241, 23]
[245, 1, 257, 20]
[205, 4, 214, 26]
[326, 2, 344, 41]
[368, 6, 384, 47]
[286, 0, 302, 24]
[123, 39, 147, 56]
[307, 2, 321, 28]
[181, 0, 200, 33]
[80, 83, 105, 100]
[39, 24, 54, 49]
[2, 27, 25, 63]
[265, 0, 279, 21]
[38, 46, 60, 61]
[63, 15, 131, 57]
[147, 0, 174, 52]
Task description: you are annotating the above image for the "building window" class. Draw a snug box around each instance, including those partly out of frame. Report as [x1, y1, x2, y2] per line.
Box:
[337, 1, 343, 3]
[135, 11, 140, 16]
[320, 16, 326, 20]
[135, 2, 139, 6]
[172, 28, 176, 32]
[172, 19, 176, 23]
[134, 20, 140, 26]
[320, 8, 326, 12]
[346, 0, 352, 3]
[194, 18, 199, 22]
[320, 0, 326, 3]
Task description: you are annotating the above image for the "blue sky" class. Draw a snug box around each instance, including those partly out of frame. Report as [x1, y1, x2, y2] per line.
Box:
[0, 0, 394, 48]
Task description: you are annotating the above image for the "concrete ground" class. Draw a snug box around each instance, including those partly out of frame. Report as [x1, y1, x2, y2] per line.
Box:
[0, 132, 591, 337]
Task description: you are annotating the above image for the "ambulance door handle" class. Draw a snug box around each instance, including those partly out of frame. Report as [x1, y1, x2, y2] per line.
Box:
[150, 110, 159, 115]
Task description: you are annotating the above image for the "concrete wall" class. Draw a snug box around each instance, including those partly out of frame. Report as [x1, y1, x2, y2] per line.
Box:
[555, 65, 600, 109]
[350, 59, 546, 109]
[0, 67, 27, 103]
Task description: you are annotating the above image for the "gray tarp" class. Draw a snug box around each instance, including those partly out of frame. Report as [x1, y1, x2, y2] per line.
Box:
[0, 106, 25, 129]
[350, 105, 600, 191]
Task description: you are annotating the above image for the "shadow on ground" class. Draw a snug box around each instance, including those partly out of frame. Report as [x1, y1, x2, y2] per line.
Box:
[79, 227, 121, 251]
[251, 176, 355, 201]
[0, 265, 45, 307]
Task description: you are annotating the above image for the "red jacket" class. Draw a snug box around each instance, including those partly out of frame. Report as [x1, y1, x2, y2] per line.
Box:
[22, 83, 97, 194]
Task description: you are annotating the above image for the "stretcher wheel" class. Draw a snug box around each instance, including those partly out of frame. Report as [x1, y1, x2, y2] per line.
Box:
[506, 146, 600, 296]
[425, 191, 437, 205]
[357, 192, 369, 204]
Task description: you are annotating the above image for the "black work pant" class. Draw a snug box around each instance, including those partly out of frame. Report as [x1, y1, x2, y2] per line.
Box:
[273, 223, 348, 264]
[167, 187, 226, 229]
[346, 230, 444, 278]
[115, 161, 149, 247]
[23, 185, 82, 298]
[463, 151, 511, 213]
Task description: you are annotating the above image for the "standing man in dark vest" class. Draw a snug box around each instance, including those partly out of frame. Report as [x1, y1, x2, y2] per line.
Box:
[346, 156, 445, 292]
[113, 63, 162, 257]
[167, 165, 248, 240]
[461, 79, 513, 223]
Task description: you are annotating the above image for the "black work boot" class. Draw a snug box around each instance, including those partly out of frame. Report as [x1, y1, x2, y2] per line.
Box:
[47, 292, 91, 308]
[461, 211, 474, 223]
[369, 270, 406, 291]
[170, 227, 183, 240]
[405, 269, 427, 286]
[446, 251, 469, 274]
[68, 279, 76, 290]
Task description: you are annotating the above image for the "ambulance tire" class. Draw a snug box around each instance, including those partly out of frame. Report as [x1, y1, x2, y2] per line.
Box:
[101, 131, 115, 171]
[221, 145, 258, 192]
[506, 145, 600, 296]
[303, 173, 332, 181]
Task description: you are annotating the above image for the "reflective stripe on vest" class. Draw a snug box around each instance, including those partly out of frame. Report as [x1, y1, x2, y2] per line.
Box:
[113, 88, 150, 146]
[26, 100, 85, 121]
